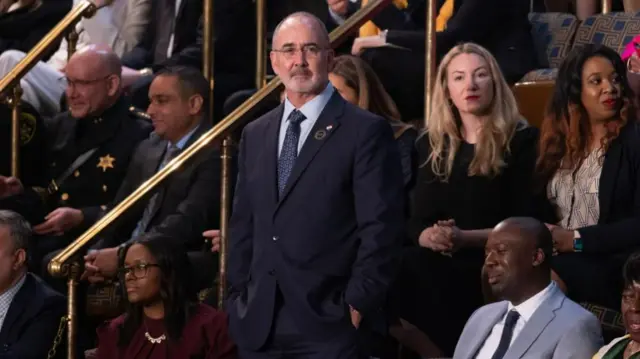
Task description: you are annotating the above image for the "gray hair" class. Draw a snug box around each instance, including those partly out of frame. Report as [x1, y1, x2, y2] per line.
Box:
[0, 210, 31, 252]
[271, 11, 330, 49]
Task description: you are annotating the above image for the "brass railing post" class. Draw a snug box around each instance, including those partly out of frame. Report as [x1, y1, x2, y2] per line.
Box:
[255, 0, 267, 89]
[67, 27, 79, 60]
[66, 262, 80, 359]
[602, 0, 612, 13]
[203, 0, 214, 123]
[217, 136, 233, 308]
[10, 85, 22, 178]
[424, 0, 437, 127]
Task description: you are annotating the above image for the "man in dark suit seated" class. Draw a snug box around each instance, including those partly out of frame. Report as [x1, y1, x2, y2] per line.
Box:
[226, 12, 405, 358]
[0, 46, 152, 272]
[0, 210, 65, 359]
[80, 66, 221, 292]
[119, 0, 255, 123]
[327, 0, 538, 120]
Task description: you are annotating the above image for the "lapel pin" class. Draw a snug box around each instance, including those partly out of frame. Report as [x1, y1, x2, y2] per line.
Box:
[314, 129, 327, 140]
[326, 125, 333, 131]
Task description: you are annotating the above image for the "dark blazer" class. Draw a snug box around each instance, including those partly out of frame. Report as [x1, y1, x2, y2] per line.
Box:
[0, 273, 66, 359]
[0, 97, 151, 226]
[121, 0, 202, 69]
[226, 91, 406, 350]
[539, 122, 640, 259]
[92, 123, 221, 250]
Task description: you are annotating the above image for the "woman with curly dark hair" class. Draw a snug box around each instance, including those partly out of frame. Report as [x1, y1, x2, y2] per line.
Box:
[537, 43, 640, 310]
[96, 234, 236, 359]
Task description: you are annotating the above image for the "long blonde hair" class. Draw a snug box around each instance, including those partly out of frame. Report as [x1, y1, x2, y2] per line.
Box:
[424, 43, 523, 181]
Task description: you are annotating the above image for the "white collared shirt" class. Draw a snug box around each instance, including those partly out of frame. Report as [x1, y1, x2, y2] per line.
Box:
[0, 273, 26, 332]
[278, 83, 334, 156]
[474, 282, 556, 359]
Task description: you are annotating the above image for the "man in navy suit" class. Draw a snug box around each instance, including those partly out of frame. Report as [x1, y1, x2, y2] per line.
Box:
[0, 210, 65, 359]
[226, 11, 405, 359]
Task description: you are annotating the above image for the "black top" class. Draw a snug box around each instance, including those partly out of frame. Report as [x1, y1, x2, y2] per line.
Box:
[407, 125, 539, 243]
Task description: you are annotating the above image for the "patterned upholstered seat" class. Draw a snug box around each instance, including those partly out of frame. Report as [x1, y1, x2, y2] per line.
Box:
[581, 302, 625, 342]
[572, 12, 640, 54]
[520, 12, 640, 83]
[520, 13, 579, 83]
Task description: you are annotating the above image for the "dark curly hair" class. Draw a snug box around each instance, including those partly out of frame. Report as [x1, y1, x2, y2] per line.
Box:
[536, 44, 634, 185]
[116, 233, 198, 346]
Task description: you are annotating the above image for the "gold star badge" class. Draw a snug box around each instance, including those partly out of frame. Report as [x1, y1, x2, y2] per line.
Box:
[97, 155, 115, 172]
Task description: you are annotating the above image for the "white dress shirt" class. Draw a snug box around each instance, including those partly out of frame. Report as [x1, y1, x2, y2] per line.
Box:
[279, 83, 335, 155]
[474, 282, 556, 359]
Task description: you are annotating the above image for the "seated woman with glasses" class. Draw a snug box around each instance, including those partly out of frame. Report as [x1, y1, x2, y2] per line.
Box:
[96, 234, 236, 359]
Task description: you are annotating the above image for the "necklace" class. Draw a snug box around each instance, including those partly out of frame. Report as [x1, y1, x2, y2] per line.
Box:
[144, 331, 166, 344]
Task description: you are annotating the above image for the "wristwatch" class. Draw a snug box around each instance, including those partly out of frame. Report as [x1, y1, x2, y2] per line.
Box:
[573, 230, 583, 252]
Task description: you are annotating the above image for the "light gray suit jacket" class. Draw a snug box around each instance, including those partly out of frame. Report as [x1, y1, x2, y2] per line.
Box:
[453, 285, 604, 359]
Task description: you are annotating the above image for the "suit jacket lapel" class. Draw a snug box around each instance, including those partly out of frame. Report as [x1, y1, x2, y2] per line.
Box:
[276, 93, 344, 210]
[505, 286, 562, 359]
[599, 138, 622, 223]
[463, 303, 508, 359]
[265, 104, 285, 207]
[0, 274, 32, 343]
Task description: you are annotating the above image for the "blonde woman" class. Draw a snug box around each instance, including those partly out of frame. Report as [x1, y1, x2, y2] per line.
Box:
[389, 43, 539, 356]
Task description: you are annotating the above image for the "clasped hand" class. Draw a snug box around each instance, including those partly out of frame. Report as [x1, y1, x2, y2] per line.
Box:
[418, 219, 461, 254]
[0, 176, 23, 198]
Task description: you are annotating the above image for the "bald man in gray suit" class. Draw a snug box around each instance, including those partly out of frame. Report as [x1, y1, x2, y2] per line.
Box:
[453, 217, 603, 359]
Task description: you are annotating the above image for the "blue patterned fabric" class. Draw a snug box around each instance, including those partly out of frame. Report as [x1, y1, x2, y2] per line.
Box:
[278, 109, 306, 196]
[529, 12, 580, 68]
[520, 68, 559, 83]
[572, 12, 640, 54]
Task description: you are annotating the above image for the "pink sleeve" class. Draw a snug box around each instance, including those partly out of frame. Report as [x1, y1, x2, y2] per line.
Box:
[622, 36, 640, 61]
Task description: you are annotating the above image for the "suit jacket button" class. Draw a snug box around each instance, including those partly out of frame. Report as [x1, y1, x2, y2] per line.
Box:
[268, 269, 275, 275]
[272, 236, 278, 241]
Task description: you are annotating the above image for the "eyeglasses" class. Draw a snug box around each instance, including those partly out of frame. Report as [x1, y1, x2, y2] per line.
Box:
[272, 45, 326, 59]
[120, 263, 159, 279]
[59, 74, 111, 89]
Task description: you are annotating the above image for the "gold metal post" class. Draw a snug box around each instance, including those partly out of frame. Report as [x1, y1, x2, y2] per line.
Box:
[217, 136, 233, 308]
[48, 0, 394, 278]
[202, 0, 214, 123]
[67, 27, 79, 60]
[256, 0, 267, 89]
[10, 85, 22, 178]
[424, 0, 437, 127]
[0, 1, 95, 94]
[66, 262, 79, 359]
[602, 0, 612, 13]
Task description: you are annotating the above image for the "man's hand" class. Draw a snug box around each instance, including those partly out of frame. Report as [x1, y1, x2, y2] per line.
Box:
[351, 35, 387, 56]
[81, 247, 119, 282]
[327, 0, 349, 16]
[0, 176, 24, 198]
[203, 229, 220, 252]
[349, 305, 362, 329]
[33, 207, 83, 236]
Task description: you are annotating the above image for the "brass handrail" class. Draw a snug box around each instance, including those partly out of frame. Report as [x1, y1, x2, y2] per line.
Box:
[602, 0, 612, 13]
[0, 0, 95, 93]
[48, 0, 394, 277]
[424, 0, 437, 126]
